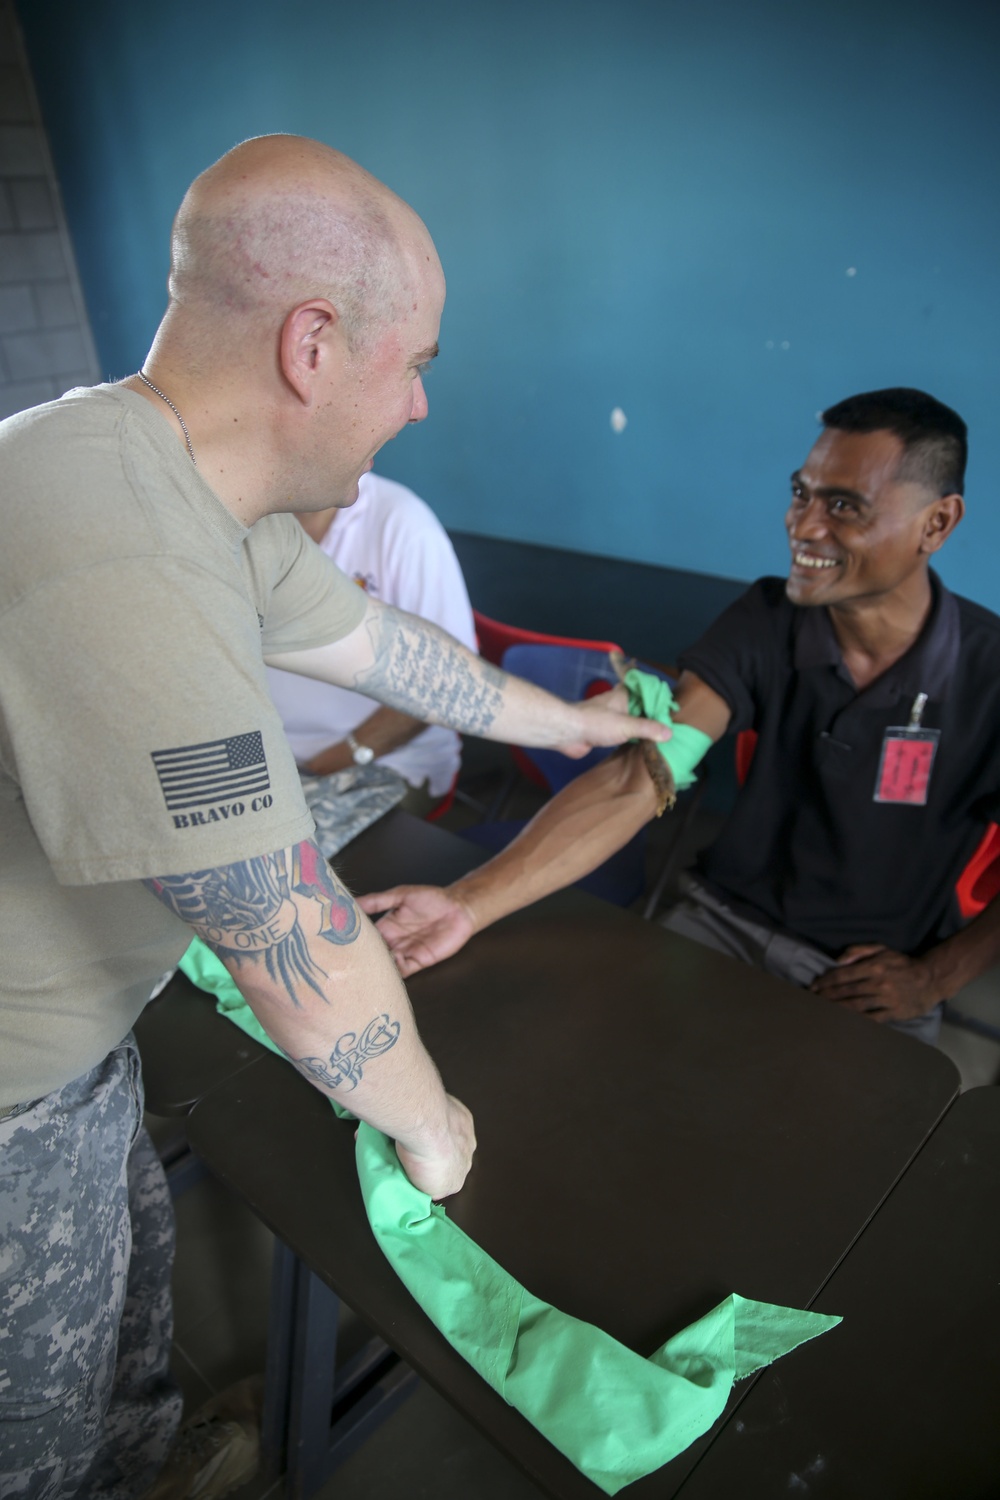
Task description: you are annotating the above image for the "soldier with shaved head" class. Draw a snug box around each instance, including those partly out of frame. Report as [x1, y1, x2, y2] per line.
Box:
[0, 136, 666, 1498]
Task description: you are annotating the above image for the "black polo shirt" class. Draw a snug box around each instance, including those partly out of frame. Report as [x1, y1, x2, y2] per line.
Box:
[677, 573, 1000, 956]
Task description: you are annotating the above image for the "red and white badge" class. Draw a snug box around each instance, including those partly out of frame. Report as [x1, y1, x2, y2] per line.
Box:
[874, 691, 939, 806]
[874, 726, 939, 805]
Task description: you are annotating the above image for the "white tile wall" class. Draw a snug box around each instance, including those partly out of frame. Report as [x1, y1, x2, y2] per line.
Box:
[0, 1, 99, 422]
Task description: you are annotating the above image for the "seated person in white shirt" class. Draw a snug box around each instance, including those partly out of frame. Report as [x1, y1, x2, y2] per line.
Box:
[267, 470, 477, 815]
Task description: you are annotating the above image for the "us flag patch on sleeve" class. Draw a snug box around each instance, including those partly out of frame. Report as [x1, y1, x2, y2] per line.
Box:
[151, 731, 270, 812]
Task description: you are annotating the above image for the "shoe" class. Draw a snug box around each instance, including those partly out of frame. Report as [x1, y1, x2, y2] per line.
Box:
[142, 1377, 262, 1500]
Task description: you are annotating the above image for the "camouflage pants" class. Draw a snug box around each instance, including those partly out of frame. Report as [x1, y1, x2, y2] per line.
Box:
[0, 1036, 182, 1498]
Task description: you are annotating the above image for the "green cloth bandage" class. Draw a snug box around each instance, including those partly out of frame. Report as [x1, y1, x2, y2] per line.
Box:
[356, 1128, 839, 1494]
[624, 669, 713, 791]
[180, 939, 841, 1493]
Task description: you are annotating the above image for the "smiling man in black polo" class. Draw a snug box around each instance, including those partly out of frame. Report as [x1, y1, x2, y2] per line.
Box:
[362, 388, 1000, 1046]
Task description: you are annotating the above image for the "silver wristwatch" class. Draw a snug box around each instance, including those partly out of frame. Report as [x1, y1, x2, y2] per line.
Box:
[346, 732, 375, 766]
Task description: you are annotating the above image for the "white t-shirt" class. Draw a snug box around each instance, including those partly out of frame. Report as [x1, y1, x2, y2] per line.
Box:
[267, 473, 476, 796]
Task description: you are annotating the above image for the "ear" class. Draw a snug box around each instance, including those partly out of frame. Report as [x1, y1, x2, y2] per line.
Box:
[919, 493, 965, 555]
[279, 299, 341, 406]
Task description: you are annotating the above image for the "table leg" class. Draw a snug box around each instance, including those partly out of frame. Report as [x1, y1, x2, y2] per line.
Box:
[263, 1238, 419, 1498]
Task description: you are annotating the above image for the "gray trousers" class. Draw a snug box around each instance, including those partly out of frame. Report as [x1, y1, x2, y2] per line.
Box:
[0, 1037, 182, 1498]
[662, 878, 944, 1046]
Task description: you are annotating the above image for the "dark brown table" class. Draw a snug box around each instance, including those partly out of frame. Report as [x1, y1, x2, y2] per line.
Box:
[182, 812, 961, 1498]
[136, 969, 262, 1117]
[675, 1084, 1000, 1500]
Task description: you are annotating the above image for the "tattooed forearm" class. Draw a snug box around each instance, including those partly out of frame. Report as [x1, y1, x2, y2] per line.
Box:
[355, 605, 506, 735]
[293, 1013, 401, 1092]
[143, 840, 359, 1006]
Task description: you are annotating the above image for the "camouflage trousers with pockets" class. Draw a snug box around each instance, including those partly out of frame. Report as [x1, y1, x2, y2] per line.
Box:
[0, 1036, 182, 1498]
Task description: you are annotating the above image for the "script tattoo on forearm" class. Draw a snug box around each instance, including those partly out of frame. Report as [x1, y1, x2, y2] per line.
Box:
[293, 1013, 401, 1092]
[356, 605, 506, 736]
[144, 841, 359, 1005]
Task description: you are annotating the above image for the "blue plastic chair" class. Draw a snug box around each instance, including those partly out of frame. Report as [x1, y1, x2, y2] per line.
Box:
[501, 642, 626, 790]
[460, 644, 678, 909]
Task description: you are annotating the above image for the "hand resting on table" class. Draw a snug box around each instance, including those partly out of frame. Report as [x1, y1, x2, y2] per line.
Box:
[360, 885, 476, 978]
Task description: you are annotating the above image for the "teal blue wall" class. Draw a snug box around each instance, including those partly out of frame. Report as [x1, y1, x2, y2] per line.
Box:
[19, 0, 1000, 605]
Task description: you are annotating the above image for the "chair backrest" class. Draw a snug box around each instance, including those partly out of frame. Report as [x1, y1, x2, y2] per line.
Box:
[735, 729, 758, 786]
[502, 643, 674, 796]
[473, 608, 622, 668]
[502, 642, 619, 701]
[956, 823, 1000, 919]
[734, 726, 1000, 923]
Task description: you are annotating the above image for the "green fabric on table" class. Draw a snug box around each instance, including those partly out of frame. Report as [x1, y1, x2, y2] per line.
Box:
[179, 937, 841, 1493]
[624, 668, 713, 790]
[178, 938, 354, 1121]
[357, 1125, 840, 1495]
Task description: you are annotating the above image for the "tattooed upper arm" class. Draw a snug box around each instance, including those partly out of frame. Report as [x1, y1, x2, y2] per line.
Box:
[355, 604, 506, 736]
[143, 840, 359, 1007]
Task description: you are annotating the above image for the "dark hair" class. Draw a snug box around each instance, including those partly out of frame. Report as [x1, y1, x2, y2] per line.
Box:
[821, 387, 967, 496]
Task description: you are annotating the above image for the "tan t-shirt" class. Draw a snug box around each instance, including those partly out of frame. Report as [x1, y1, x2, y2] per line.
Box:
[0, 385, 367, 1103]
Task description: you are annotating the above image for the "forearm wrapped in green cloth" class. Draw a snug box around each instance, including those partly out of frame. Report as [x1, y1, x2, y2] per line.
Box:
[179, 939, 840, 1494]
[623, 668, 713, 813]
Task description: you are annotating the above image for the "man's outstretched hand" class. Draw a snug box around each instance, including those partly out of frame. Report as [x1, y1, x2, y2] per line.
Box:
[359, 885, 475, 977]
[556, 683, 671, 759]
[811, 944, 945, 1022]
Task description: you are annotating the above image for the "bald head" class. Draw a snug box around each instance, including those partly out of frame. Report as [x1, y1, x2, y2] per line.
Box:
[167, 135, 434, 355]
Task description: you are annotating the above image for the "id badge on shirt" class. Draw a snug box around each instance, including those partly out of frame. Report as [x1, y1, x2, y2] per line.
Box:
[873, 694, 939, 806]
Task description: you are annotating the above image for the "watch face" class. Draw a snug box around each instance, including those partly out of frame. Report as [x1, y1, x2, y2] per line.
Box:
[353, 742, 375, 765]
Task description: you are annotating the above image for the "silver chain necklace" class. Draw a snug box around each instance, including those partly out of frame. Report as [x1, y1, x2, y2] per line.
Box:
[136, 369, 197, 466]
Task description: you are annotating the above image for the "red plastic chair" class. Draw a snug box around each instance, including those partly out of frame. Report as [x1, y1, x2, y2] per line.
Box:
[734, 728, 758, 789]
[423, 613, 622, 825]
[459, 641, 649, 905]
[499, 641, 654, 797]
[955, 824, 1000, 921]
[461, 631, 704, 912]
[472, 609, 622, 667]
[468, 611, 626, 799]
[423, 775, 457, 822]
